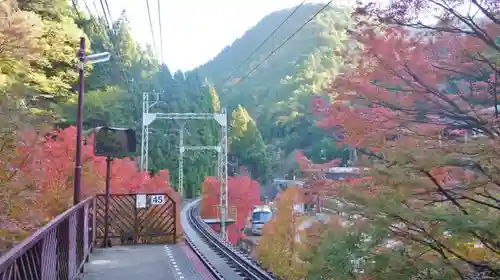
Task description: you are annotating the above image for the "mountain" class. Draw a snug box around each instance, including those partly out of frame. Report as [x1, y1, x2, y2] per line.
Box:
[191, 3, 354, 171]
[56, 10, 221, 197]
[4, 0, 354, 194]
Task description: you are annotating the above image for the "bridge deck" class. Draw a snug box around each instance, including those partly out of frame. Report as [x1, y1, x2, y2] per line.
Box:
[82, 244, 215, 280]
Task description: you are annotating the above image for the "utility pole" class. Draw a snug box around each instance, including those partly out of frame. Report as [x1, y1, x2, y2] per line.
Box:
[73, 37, 85, 205]
[73, 38, 110, 205]
[289, 198, 296, 266]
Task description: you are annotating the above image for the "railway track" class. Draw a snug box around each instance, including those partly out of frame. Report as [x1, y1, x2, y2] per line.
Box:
[183, 200, 276, 280]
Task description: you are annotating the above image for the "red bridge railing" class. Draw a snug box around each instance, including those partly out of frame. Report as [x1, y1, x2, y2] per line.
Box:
[0, 197, 96, 280]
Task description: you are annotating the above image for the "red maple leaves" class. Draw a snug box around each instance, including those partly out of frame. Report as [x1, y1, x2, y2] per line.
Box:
[312, 22, 500, 149]
[294, 151, 341, 171]
[18, 126, 174, 195]
[200, 176, 261, 244]
[1, 126, 177, 250]
[304, 21, 500, 194]
[299, 7, 500, 278]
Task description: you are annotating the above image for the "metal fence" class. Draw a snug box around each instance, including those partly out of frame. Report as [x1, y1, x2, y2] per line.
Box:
[0, 192, 178, 280]
[0, 197, 96, 280]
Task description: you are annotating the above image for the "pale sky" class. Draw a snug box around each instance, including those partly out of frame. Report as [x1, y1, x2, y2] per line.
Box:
[81, 0, 480, 72]
[83, 0, 329, 72]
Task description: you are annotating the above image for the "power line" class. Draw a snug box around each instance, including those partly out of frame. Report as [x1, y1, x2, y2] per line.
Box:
[91, 0, 109, 30]
[82, 0, 131, 86]
[102, 0, 114, 29]
[92, 0, 101, 20]
[74, 1, 143, 130]
[157, 0, 165, 64]
[98, 0, 112, 30]
[83, 0, 113, 42]
[231, 1, 332, 87]
[145, 0, 157, 57]
[71, 1, 102, 45]
[71, 0, 84, 23]
[81, 0, 99, 34]
[220, 0, 307, 86]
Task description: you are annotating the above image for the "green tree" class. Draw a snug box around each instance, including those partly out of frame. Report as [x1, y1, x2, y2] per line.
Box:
[17, 0, 84, 114]
[59, 9, 220, 197]
[229, 105, 270, 181]
[192, 3, 355, 175]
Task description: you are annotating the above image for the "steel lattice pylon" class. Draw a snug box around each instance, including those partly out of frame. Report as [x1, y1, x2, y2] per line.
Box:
[140, 92, 229, 240]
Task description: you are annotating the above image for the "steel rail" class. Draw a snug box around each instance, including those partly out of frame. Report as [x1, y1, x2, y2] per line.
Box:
[184, 201, 275, 280]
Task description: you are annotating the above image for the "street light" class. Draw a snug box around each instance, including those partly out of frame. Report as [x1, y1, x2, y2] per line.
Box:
[73, 37, 111, 205]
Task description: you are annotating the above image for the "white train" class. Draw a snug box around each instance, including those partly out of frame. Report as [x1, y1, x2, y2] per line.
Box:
[249, 205, 273, 236]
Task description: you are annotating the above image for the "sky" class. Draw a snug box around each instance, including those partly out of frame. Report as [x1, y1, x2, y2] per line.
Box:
[85, 0, 329, 72]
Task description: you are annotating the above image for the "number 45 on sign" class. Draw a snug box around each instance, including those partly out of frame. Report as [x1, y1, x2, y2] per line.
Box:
[150, 195, 165, 205]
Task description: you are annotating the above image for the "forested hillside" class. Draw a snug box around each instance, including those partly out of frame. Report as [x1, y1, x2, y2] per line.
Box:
[69, 6, 221, 197]
[1, 0, 357, 208]
[3, 0, 499, 278]
[194, 3, 354, 175]
[0, 0, 188, 249]
[252, 0, 500, 278]
[1, 0, 358, 202]
[1, 0, 221, 200]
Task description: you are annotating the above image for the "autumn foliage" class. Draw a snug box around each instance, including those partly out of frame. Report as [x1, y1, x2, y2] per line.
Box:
[294, 150, 343, 198]
[0, 126, 177, 251]
[302, 2, 500, 279]
[257, 186, 310, 279]
[294, 150, 341, 171]
[199, 175, 261, 244]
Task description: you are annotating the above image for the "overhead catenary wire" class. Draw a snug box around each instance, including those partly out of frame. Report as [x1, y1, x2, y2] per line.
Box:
[231, 0, 332, 87]
[157, 0, 165, 64]
[145, 0, 158, 57]
[220, 0, 307, 85]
